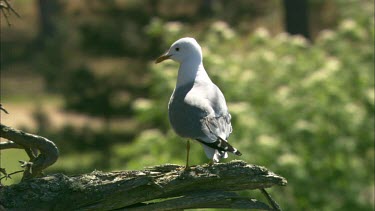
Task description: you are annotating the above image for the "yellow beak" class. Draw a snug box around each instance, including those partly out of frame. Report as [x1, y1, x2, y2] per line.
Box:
[155, 53, 171, 64]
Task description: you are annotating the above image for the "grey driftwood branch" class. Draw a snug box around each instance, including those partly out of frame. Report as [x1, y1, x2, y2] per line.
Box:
[0, 160, 287, 210]
[0, 123, 59, 180]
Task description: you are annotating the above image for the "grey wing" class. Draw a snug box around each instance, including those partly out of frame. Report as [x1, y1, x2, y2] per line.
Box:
[201, 113, 232, 142]
[180, 83, 241, 156]
[196, 84, 241, 156]
[203, 84, 232, 141]
[199, 111, 241, 156]
[194, 84, 232, 142]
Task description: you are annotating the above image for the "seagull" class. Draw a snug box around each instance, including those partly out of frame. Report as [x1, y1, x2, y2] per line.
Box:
[155, 37, 242, 168]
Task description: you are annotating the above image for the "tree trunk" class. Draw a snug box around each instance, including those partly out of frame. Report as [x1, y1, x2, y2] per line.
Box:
[283, 0, 310, 39]
[37, 0, 59, 40]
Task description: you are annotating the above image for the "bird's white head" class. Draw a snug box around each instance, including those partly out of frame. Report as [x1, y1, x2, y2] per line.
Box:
[155, 37, 202, 64]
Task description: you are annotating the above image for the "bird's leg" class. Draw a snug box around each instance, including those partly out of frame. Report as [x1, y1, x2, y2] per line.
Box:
[185, 139, 190, 170]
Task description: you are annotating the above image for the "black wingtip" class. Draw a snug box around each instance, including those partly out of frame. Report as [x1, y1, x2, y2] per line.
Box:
[196, 138, 242, 156]
[234, 149, 242, 156]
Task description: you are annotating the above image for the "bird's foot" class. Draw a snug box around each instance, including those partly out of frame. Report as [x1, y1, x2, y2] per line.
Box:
[176, 165, 190, 171]
[176, 164, 197, 172]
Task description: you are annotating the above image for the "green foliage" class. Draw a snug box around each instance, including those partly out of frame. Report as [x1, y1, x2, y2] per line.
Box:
[64, 66, 110, 117]
[131, 17, 374, 210]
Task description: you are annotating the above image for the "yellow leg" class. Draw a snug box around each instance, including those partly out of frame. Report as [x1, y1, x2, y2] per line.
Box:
[185, 140, 190, 169]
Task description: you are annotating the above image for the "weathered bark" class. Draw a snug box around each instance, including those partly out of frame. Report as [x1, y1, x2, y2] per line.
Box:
[0, 161, 287, 210]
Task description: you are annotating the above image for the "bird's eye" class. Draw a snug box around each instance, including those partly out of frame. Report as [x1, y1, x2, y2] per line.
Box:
[175, 47, 179, 51]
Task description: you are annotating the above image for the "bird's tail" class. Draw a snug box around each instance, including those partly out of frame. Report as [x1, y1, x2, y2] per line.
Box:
[197, 137, 242, 156]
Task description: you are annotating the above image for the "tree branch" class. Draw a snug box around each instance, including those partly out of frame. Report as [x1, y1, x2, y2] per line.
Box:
[0, 140, 23, 149]
[0, 170, 24, 181]
[0, 160, 287, 210]
[0, 104, 9, 114]
[0, 0, 20, 26]
[0, 124, 59, 180]
[261, 188, 282, 211]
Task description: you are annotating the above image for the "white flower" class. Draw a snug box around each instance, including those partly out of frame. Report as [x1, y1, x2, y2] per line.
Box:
[278, 153, 301, 166]
[318, 30, 336, 42]
[211, 21, 235, 40]
[275, 32, 289, 43]
[254, 27, 270, 39]
[262, 50, 276, 62]
[133, 98, 152, 111]
[290, 35, 308, 47]
[257, 135, 279, 148]
[303, 57, 341, 86]
[165, 21, 183, 33]
[340, 19, 357, 31]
